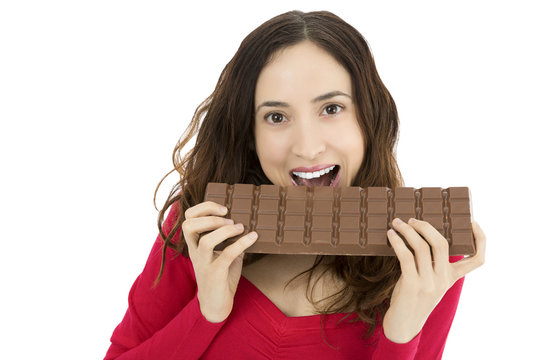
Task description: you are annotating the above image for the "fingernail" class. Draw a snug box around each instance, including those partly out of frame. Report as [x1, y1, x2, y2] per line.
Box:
[225, 219, 234, 225]
[220, 206, 228, 213]
[248, 232, 258, 239]
[408, 218, 417, 223]
[235, 223, 244, 230]
[394, 218, 403, 224]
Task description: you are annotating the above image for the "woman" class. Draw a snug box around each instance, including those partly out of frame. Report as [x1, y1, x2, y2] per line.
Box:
[104, 10, 486, 359]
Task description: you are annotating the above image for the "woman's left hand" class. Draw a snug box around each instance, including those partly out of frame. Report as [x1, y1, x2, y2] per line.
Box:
[383, 218, 486, 343]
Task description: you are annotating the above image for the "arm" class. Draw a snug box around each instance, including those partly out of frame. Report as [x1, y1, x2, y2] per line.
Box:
[371, 255, 465, 360]
[104, 202, 227, 360]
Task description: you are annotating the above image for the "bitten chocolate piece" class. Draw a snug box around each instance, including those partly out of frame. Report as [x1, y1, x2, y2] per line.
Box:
[202, 183, 475, 256]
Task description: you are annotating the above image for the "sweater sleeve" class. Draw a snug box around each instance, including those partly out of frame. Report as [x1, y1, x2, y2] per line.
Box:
[371, 255, 465, 360]
[104, 201, 227, 360]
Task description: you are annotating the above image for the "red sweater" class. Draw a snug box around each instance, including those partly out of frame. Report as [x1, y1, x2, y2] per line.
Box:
[105, 201, 465, 360]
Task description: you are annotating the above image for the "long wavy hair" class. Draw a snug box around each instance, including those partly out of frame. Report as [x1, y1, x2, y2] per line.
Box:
[152, 10, 404, 347]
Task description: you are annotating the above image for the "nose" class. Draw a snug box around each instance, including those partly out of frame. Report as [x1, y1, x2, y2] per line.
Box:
[291, 118, 326, 160]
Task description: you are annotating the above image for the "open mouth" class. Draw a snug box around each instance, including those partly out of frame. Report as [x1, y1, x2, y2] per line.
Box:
[290, 165, 340, 187]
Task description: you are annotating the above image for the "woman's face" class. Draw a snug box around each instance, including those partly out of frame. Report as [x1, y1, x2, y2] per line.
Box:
[254, 41, 365, 188]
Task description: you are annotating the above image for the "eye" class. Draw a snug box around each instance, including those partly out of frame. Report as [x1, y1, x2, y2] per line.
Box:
[263, 104, 344, 125]
[322, 104, 344, 115]
[264, 112, 286, 125]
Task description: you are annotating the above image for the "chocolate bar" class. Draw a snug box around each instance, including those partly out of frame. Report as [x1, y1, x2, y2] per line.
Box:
[202, 183, 475, 256]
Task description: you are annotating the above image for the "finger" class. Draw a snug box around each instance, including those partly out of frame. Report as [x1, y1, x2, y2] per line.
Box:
[214, 231, 258, 269]
[392, 218, 432, 277]
[198, 223, 247, 264]
[183, 216, 234, 253]
[387, 228, 417, 278]
[452, 221, 487, 280]
[185, 201, 228, 219]
[407, 218, 450, 274]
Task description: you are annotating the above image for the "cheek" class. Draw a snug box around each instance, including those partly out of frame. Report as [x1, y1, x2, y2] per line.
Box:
[255, 131, 290, 168]
[330, 121, 364, 152]
[344, 131, 364, 154]
[333, 121, 365, 171]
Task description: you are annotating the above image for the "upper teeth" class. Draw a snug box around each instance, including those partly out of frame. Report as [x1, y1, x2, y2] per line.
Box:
[292, 165, 336, 179]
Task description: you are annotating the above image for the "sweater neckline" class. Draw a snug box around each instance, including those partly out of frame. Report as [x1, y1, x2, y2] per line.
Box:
[238, 274, 359, 330]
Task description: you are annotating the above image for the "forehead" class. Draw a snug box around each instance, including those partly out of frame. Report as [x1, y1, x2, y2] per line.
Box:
[255, 42, 352, 103]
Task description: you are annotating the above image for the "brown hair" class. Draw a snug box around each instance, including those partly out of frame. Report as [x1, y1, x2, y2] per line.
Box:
[153, 10, 404, 347]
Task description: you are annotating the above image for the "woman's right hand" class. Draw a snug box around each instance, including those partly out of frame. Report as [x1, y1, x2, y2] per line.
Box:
[182, 201, 258, 323]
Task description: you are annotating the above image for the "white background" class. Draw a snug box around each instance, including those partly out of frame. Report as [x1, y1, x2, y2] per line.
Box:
[1, 1, 538, 359]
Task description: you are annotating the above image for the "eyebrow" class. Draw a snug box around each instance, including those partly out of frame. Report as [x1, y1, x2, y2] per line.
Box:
[255, 90, 352, 114]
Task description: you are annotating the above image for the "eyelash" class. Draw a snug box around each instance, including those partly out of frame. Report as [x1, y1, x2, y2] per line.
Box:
[263, 104, 345, 125]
